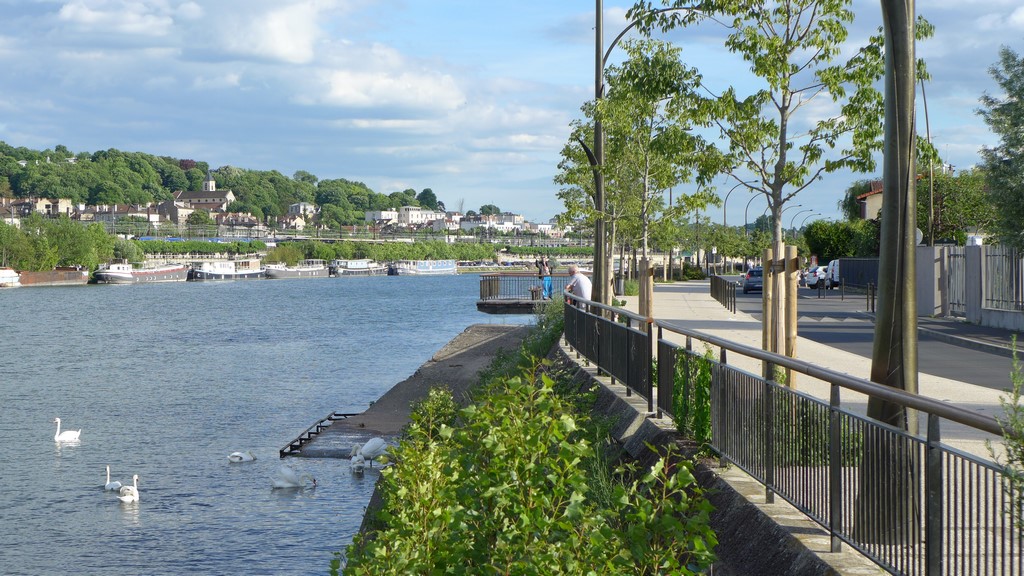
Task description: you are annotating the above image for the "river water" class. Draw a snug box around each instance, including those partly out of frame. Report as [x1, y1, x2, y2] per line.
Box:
[0, 274, 513, 575]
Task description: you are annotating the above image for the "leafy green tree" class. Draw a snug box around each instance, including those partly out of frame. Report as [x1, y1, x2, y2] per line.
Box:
[978, 46, 1024, 249]
[186, 210, 215, 226]
[601, 38, 715, 269]
[918, 169, 996, 244]
[479, 204, 501, 215]
[416, 188, 439, 211]
[631, 1, 931, 248]
[839, 180, 876, 221]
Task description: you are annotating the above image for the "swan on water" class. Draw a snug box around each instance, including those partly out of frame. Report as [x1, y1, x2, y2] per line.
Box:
[118, 474, 139, 503]
[104, 465, 122, 491]
[228, 451, 256, 463]
[352, 437, 388, 468]
[271, 465, 316, 489]
[350, 453, 366, 475]
[53, 417, 81, 442]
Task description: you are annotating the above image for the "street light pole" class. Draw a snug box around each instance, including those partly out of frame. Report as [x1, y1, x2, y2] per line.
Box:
[799, 212, 821, 229]
[592, 0, 607, 306]
[789, 209, 814, 239]
[744, 193, 766, 237]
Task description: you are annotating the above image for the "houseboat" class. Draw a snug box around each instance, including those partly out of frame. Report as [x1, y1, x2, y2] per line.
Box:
[0, 267, 20, 288]
[17, 267, 90, 287]
[329, 259, 388, 277]
[188, 259, 265, 281]
[264, 259, 329, 279]
[93, 260, 189, 284]
[387, 259, 458, 276]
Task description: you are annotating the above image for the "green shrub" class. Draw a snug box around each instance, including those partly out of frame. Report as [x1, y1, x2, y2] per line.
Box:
[623, 279, 640, 296]
[342, 335, 717, 574]
[991, 336, 1024, 534]
[674, 348, 713, 448]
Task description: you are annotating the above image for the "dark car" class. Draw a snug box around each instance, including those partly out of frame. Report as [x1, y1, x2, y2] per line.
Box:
[742, 267, 763, 294]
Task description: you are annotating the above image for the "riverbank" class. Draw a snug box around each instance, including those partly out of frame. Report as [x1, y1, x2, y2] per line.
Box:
[295, 323, 533, 458]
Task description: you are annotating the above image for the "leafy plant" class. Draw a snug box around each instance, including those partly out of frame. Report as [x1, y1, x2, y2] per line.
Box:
[342, 322, 717, 574]
[991, 336, 1024, 534]
[674, 347, 713, 448]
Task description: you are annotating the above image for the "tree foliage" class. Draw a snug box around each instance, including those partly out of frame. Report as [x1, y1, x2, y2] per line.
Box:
[0, 142, 452, 231]
[978, 46, 1024, 249]
[629, 0, 932, 246]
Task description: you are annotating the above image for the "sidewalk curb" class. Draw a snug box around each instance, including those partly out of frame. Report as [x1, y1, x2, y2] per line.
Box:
[852, 312, 1017, 359]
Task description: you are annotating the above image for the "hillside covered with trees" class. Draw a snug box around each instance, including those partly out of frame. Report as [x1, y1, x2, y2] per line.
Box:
[0, 141, 443, 227]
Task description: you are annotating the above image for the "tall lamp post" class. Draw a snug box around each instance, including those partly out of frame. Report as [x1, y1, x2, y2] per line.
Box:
[743, 193, 767, 237]
[789, 209, 814, 239]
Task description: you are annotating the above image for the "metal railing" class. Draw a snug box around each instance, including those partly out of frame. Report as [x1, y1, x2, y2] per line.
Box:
[710, 275, 737, 313]
[562, 294, 1022, 575]
[480, 272, 572, 301]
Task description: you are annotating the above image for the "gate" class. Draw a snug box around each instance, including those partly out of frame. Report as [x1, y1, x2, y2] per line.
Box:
[945, 246, 966, 318]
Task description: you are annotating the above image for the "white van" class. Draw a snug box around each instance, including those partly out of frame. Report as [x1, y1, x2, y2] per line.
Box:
[825, 259, 840, 289]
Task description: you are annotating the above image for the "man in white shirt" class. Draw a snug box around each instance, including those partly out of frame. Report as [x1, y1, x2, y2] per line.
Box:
[565, 264, 592, 302]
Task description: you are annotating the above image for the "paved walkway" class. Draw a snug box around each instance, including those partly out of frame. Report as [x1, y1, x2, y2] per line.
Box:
[620, 281, 1022, 459]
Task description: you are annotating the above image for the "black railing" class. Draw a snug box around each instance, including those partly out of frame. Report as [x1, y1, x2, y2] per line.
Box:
[480, 272, 572, 301]
[710, 275, 737, 313]
[563, 294, 1022, 575]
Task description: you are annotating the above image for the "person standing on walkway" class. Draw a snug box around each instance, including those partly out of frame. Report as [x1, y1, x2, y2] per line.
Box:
[565, 264, 592, 303]
[536, 256, 553, 299]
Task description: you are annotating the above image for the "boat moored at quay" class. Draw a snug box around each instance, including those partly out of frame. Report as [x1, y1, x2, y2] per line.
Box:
[93, 260, 189, 284]
[387, 259, 458, 276]
[17, 267, 90, 287]
[329, 259, 388, 277]
[188, 259, 265, 281]
[265, 259, 329, 279]
[0, 267, 21, 288]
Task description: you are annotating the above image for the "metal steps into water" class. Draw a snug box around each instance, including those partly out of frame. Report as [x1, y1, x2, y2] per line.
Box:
[279, 411, 359, 458]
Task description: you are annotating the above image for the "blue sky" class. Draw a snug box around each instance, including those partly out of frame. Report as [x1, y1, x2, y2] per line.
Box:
[0, 1, 1020, 225]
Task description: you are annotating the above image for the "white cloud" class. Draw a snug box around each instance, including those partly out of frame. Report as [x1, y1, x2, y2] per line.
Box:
[57, 0, 176, 36]
[319, 69, 464, 110]
[219, 2, 329, 64]
[192, 73, 243, 90]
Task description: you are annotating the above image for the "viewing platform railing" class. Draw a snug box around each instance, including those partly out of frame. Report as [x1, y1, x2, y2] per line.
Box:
[479, 272, 573, 301]
[562, 293, 1021, 576]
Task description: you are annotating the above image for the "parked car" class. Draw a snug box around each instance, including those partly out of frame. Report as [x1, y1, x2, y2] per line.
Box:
[742, 266, 763, 294]
[806, 265, 827, 289]
[826, 259, 841, 289]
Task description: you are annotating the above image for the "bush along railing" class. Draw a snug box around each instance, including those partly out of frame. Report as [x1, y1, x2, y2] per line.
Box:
[563, 293, 1023, 576]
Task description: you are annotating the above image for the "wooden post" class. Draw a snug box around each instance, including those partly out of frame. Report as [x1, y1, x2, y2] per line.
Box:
[785, 244, 798, 389]
[762, 247, 773, 379]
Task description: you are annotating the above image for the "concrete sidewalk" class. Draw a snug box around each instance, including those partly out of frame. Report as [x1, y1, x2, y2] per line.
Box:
[621, 280, 1015, 459]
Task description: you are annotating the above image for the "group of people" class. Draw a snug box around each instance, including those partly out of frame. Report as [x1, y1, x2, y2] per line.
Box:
[535, 257, 592, 302]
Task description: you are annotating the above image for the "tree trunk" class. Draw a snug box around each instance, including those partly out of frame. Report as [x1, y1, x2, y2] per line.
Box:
[855, 0, 919, 544]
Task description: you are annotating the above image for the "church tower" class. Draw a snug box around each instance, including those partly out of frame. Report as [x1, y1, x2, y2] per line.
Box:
[203, 171, 216, 192]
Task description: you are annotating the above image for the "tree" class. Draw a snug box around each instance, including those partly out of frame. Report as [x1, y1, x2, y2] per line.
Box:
[631, 0, 930, 248]
[602, 38, 719, 313]
[917, 169, 996, 244]
[479, 204, 501, 216]
[416, 189, 440, 211]
[838, 180, 877, 221]
[978, 46, 1024, 249]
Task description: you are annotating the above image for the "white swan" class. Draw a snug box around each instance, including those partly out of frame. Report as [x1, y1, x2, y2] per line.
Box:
[118, 474, 139, 503]
[53, 417, 81, 442]
[104, 465, 122, 491]
[356, 437, 389, 468]
[350, 453, 366, 475]
[271, 465, 316, 489]
[228, 451, 256, 463]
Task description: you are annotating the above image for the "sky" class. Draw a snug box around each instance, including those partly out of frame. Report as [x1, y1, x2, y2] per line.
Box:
[0, 1, 1021, 226]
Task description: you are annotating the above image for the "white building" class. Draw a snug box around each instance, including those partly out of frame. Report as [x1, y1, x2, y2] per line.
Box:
[398, 206, 446, 227]
[365, 210, 398, 224]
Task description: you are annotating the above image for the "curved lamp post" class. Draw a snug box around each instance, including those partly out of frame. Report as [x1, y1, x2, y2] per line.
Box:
[744, 193, 767, 237]
[789, 209, 814, 239]
[721, 181, 753, 227]
[799, 212, 821, 229]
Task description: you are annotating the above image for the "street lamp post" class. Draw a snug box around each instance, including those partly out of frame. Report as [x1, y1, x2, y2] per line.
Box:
[798, 212, 821, 230]
[744, 193, 766, 237]
[789, 209, 814, 239]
